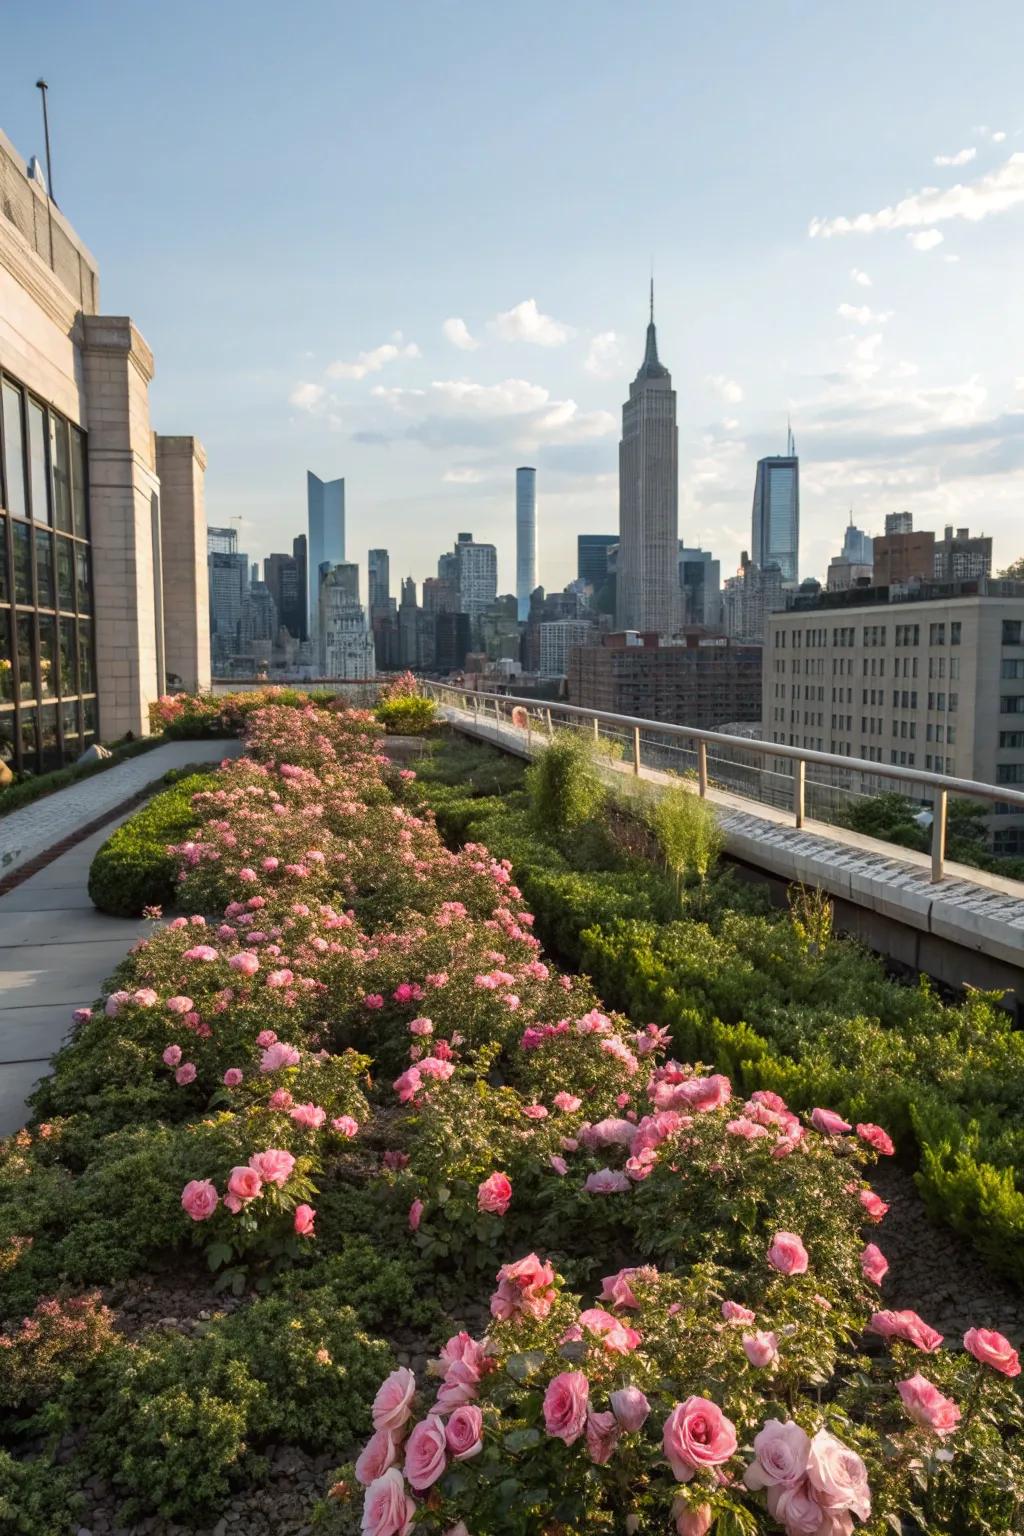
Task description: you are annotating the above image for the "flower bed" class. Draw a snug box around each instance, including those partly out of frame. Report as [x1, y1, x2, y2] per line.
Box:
[2, 706, 1022, 1534]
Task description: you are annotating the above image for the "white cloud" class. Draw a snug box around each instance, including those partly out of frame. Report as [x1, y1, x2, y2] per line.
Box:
[369, 375, 615, 453]
[442, 466, 487, 484]
[907, 229, 944, 251]
[934, 147, 976, 167]
[289, 381, 325, 411]
[850, 268, 873, 287]
[993, 131, 1007, 144]
[442, 317, 479, 351]
[809, 152, 1024, 237]
[584, 330, 623, 378]
[706, 374, 744, 403]
[837, 302, 893, 325]
[326, 340, 420, 381]
[490, 298, 572, 346]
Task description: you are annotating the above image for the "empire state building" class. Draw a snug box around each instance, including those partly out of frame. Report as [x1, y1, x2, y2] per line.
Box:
[616, 286, 681, 636]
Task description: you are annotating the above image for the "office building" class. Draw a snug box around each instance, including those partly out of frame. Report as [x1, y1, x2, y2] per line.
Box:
[569, 631, 762, 729]
[264, 546, 307, 641]
[399, 576, 420, 669]
[764, 579, 1024, 853]
[539, 619, 596, 679]
[307, 472, 345, 638]
[873, 513, 935, 587]
[578, 533, 618, 591]
[207, 526, 237, 556]
[617, 286, 681, 636]
[679, 546, 722, 629]
[368, 548, 390, 612]
[435, 610, 471, 673]
[208, 539, 249, 665]
[751, 431, 800, 584]
[319, 564, 375, 680]
[422, 576, 455, 614]
[0, 122, 212, 771]
[841, 516, 874, 566]
[453, 532, 498, 620]
[934, 526, 992, 582]
[515, 467, 537, 622]
[722, 553, 785, 643]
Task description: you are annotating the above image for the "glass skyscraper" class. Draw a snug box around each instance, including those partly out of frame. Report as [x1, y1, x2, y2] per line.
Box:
[515, 467, 537, 622]
[307, 472, 345, 638]
[751, 433, 799, 584]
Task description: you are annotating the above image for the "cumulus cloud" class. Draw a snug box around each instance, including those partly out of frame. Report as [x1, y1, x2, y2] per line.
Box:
[837, 303, 893, 325]
[809, 152, 1024, 237]
[490, 298, 572, 346]
[326, 338, 420, 381]
[934, 147, 977, 167]
[706, 374, 744, 403]
[442, 317, 479, 351]
[369, 375, 614, 452]
[289, 381, 325, 411]
[442, 466, 488, 484]
[584, 330, 623, 378]
[907, 229, 944, 251]
[850, 268, 873, 287]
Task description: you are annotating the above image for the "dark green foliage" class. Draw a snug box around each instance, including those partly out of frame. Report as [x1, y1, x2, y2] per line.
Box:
[87, 769, 216, 916]
[0, 1451, 82, 1535]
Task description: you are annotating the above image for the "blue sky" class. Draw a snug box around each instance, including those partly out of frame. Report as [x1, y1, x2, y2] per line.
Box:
[3, 0, 1024, 596]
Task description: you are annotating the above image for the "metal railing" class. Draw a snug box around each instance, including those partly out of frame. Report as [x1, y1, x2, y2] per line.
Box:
[422, 681, 1024, 886]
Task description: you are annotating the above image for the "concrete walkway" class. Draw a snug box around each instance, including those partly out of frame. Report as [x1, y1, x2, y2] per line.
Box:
[0, 738, 241, 882]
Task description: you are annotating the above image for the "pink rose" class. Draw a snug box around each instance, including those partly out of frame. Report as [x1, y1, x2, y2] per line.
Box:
[585, 1408, 620, 1465]
[333, 1115, 359, 1138]
[403, 1414, 448, 1491]
[675, 1073, 732, 1112]
[409, 1017, 433, 1035]
[409, 1198, 424, 1232]
[223, 1067, 243, 1087]
[133, 988, 158, 1007]
[268, 1088, 293, 1110]
[964, 1327, 1021, 1377]
[266, 968, 294, 988]
[806, 1428, 871, 1521]
[767, 1482, 826, 1535]
[163, 1044, 182, 1067]
[584, 1168, 631, 1194]
[434, 1360, 479, 1414]
[290, 1102, 327, 1129]
[578, 1307, 641, 1354]
[743, 1330, 779, 1367]
[610, 1386, 650, 1432]
[183, 944, 218, 962]
[260, 1041, 301, 1072]
[549, 1155, 568, 1176]
[373, 1366, 417, 1433]
[491, 1253, 557, 1321]
[293, 1203, 315, 1237]
[663, 1397, 738, 1482]
[811, 1107, 852, 1135]
[175, 1062, 197, 1086]
[859, 1189, 889, 1222]
[767, 1231, 809, 1275]
[181, 1179, 219, 1222]
[898, 1373, 961, 1434]
[361, 1467, 414, 1536]
[256, 1028, 278, 1047]
[393, 1067, 422, 1103]
[355, 1428, 397, 1486]
[672, 1503, 715, 1536]
[522, 1103, 548, 1120]
[249, 1148, 295, 1185]
[856, 1122, 895, 1155]
[227, 1165, 263, 1203]
[229, 951, 260, 975]
[722, 1300, 756, 1325]
[166, 995, 194, 1014]
[477, 1171, 512, 1215]
[445, 1405, 483, 1461]
[553, 1092, 582, 1112]
[869, 1310, 943, 1353]
[860, 1243, 888, 1286]
[600, 1267, 644, 1311]
[543, 1371, 589, 1445]
[743, 1417, 811, 1491]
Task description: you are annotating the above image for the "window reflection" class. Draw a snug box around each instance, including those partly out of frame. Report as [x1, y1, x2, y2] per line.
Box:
[39, 703, 60, 772]
[2, 382, 26, 519]
[57, 535, 74, 610]
[75, 544, 90, 611]
[51, 416, 72, 532]
[59, 616, 76, 694]
[38, 615, 57, 699]
[35, 528, 54, 608]
[27, 398, 49, 524]
[16, 613, 35, 700]
[13, 520, 32, 604]
[0, 613, 12, 702]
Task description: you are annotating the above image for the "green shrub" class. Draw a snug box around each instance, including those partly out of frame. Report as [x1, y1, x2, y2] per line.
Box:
[87, 769, 215, 916]
[525, 730, 605, 835]
[0, 1451, 83, 1535]
[646, 778, 724, 896]
[375, 693, 437, 734]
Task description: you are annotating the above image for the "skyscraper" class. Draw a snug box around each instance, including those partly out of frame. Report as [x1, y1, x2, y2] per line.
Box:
[515, 467, 537, 622]
[577, 534, 618, 590]
[453, 532, 498, 619]
[368, 549, 390, 612]
[751, 430, 799, 584]
[307, 472, 345, 637]
[617, 285, 681, 635]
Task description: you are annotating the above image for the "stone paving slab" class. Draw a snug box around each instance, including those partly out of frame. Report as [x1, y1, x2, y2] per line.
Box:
[0, 737, 241, 881]
[0, 1060, 50, 1137]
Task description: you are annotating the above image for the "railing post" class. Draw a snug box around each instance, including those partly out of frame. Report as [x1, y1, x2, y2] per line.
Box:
[931, 787, 947, 883]
[546, 708, 553, 739]
[698, 740, 708, 798]
[793, 759, 805, 828]
[633, 726, 641, 776]
[593, 716, 600, 745]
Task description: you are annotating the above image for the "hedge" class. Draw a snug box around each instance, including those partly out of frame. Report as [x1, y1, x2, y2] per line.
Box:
[87, 769, 217, 917]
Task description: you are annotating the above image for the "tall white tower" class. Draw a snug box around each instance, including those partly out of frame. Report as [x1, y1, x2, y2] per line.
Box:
[515, 467, 537, 621]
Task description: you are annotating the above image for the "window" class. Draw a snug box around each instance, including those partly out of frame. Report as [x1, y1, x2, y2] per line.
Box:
[948, 693, 957, 713]
[929, 623, 946, 645]
[1001, 659, 1024, 679]
[1, 381, 27, 519]
[26, 398, 49, 524]
[1001, 696, 1024, 714]
[950, 621, 961, 645]
[997, 764, 1024, 785]
[1000, 731, 1024, 749]
[1003, 621, 1022, 645]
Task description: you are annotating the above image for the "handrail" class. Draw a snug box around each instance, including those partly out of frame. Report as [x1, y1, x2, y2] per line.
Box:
[422, 680, 1024, 885]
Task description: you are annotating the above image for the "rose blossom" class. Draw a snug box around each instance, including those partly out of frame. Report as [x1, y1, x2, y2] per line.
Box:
[268, 1087, 293, 1110]
[743, 1418, 811, 1491]
[766, 1482, 825, 1535]
[260, 1041, 301, 1072]
[162, 1044, 182, 1067]
[491, 1253, 557, 1321]
[408, 1017, 433, 1036]
[806, 1428, 871, 1521]
[227, 1165, 263, 1204]
[811, 1107, 852, 1135]
[600, 1267, 645, 1310]
[767, 1231, 809, 1275]
[578, 1307, 641, 1354]
[293, 1203, 315, 1237]
[869, 1310, 943, 1353]
[445, 1405, 483, 1461]
[722, 1300, 756, 1324]
[434, 1360, 479, 1414]
[333, 1114, 359, 1137]
[672, 1504, 715, 1536]
[898, 1373, 961, 1434]
[859, 1188, 889, 1221]
[610, 1386, 650, 1432]
[355, 1428, 398, 1486]
[964, 1327, 1021, 1377]
[248, 1148, 295, 1185]
[361, 1467, 414, 1536]
[403, 1414, 448, 1491]
[585, 1408, 620, 1465]
[183, 944, 218, 962]
[181, 1179, 219, 1222]
[477, 1171, 512, 1215]
[549, 1154, 568, 1176]
[856, 1122, 895, 1155]
[175, 1062, 197, 1086]
[860, 1243, 888, 1286]
[166, 995, 194, 1014]
[584, 1168, 631, 1194]
[408, 1199, 423, 1232]
[223, 1067, 243, 1087]
[229, 951, 260, 975]
[743, 1330, 779, 1367]
[543, 1371, 589, 1445]
[372, 1366, 417, 1433]
[663, 1397, 738, 1481]
[553, 1091, 583, 1112]
[256, 1028, 278, 1047]
[290, 1102, 327, 1129]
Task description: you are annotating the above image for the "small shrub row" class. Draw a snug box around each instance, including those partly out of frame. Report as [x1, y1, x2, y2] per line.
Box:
[88, 769, 219, 917]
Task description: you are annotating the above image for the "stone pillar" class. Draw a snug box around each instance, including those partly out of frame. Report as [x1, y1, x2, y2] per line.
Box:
[81, 316, 161, 739]
[156, 435, 211, 694]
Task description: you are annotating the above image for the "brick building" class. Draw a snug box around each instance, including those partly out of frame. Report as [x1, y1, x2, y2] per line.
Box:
[567, 630, 762, 728]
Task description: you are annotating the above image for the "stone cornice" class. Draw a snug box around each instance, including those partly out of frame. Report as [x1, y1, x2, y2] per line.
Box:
[0, 215, 81, 332]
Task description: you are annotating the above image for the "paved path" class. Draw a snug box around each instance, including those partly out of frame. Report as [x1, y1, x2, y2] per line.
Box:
[0, 738, 240, 882]
[0, 739, 241, 1136]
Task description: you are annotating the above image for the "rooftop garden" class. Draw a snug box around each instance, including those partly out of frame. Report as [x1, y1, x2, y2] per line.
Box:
[1, 697, 1022, 1535]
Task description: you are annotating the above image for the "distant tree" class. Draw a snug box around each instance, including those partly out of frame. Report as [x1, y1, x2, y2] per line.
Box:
[998, 554, 1024, 580]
